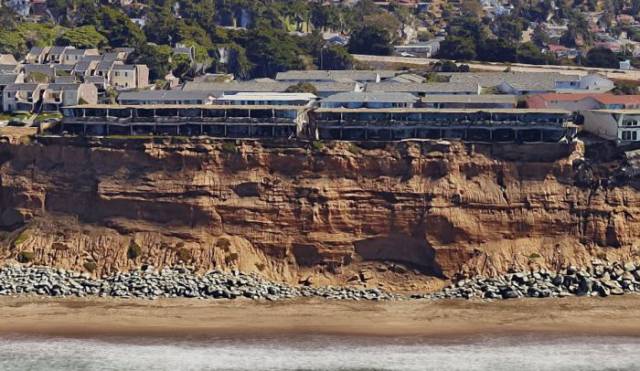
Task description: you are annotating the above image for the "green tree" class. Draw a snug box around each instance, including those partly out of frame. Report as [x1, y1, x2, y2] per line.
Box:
[319, 45, 354, 70]
[478, 38, 517, 62]
[348, 24, 393, 56]
[171, 53, 193, 80]
[439, 36, 477, 61]
[56, 25, 107, 48]
[516, 42, 550, 65]
[0, 31, 27, 57]
[585, 47, 619, 68]
[531, 24, 550, 48]
[96, 6, 145, 48]
[244, 27, 304, 77]
[224, 43, 253, 80]
[494, 15, 523, 43]
[128, 44, 173, 81]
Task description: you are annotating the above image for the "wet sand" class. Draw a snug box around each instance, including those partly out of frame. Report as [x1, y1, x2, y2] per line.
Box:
[1, 296, 640, 339]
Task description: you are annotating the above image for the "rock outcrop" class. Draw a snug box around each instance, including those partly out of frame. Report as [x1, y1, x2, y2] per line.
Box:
[0, 137, 638, 292]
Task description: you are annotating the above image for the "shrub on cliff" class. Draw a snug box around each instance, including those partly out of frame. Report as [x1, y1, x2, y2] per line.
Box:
[222, 142, 237, 154]
[312, 140, 324, 151]
[83, 261, 97, 273]
[177, 247, 192, 263]
[17, 251, 34, 263]
[127, 241, 142, 260]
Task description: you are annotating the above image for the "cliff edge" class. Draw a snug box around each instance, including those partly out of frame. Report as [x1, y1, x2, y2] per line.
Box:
[0, 137, 637, 292]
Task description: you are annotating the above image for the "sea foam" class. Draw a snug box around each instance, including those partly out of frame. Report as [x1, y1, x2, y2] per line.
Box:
[0, 334, 639, 371]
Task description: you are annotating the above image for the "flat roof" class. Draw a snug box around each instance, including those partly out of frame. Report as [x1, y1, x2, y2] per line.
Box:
[590, 109, 640, 114]
[65, 104, 307, 111]
[315, 108, 571, 114]
[421, 95, 518, 104]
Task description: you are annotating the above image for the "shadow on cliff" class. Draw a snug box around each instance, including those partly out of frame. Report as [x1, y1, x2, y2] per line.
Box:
[353, 234, 444, 278]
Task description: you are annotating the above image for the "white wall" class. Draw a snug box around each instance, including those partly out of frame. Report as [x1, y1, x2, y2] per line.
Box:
[583, 111, 620, 141]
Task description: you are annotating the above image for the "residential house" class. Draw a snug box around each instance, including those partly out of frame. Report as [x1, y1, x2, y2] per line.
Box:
[41, 83, 98, 112]
[62, 49, 100, 65]
[3, 83, 48, 112]
[0, 74, 24, 110]
[72, 59, 100, 79]
[25, 47, 50, 64]
[45, 46, 74, 64]
[109, 64, 149, 90]
[5, 0, 31, 17]
[393, 38, 442, 58]
[23, 64, 55, 82]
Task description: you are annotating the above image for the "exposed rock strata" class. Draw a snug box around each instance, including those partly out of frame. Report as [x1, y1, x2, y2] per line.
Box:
[0, 137, 638, 291]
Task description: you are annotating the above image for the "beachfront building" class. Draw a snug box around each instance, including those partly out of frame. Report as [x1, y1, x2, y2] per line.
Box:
[310, 108, 575, 142]
[583, 110, 640, 144]
[60, 104, 309, 139]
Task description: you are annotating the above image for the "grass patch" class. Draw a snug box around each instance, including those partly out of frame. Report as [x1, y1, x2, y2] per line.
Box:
[222, 141, 237, 154]
[14, 231, 29, 246]
[348, 143, 361, 155]
[17, 251, 35, 263]
[312, 140, 324, 151]
[127, 241, 142, 260]
[36, 112, 63, 121]
[528, 253, 542, 260]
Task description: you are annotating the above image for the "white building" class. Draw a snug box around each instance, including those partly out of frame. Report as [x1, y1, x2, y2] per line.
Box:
[583, 109, 640, 144]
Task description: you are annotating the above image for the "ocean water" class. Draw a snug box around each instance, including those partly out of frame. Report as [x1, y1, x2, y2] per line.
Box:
[0, 334, 639, 371]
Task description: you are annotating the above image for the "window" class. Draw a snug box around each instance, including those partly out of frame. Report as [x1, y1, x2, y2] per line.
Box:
[622, 131, 638, 141]
[115, 72, 120, 77]
[124, 72, 128, 77]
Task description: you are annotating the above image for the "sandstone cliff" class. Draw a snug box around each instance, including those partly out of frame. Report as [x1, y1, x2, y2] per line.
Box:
[0, 137, 638, 292]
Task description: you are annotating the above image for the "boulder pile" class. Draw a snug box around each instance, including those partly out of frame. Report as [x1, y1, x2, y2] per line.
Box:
[418, 260, 640, 300]
[0, 265, 396, 301]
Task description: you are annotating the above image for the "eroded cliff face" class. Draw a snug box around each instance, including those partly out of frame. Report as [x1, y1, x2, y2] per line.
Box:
[0, 137, 638, 292]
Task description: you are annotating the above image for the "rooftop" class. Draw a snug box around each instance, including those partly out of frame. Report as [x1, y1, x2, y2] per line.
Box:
[322, 91, 419, 103]
[118, 90, 215, 101]
[66, 104, 307, 111]
[421, 95, 518, 104]
[366, 82, 480, 94]
[442, 72, 582, 88]
[315, 107, 571, 114]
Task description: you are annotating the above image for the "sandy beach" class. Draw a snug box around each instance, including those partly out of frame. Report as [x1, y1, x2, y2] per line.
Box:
[2, 296, 640, 339]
